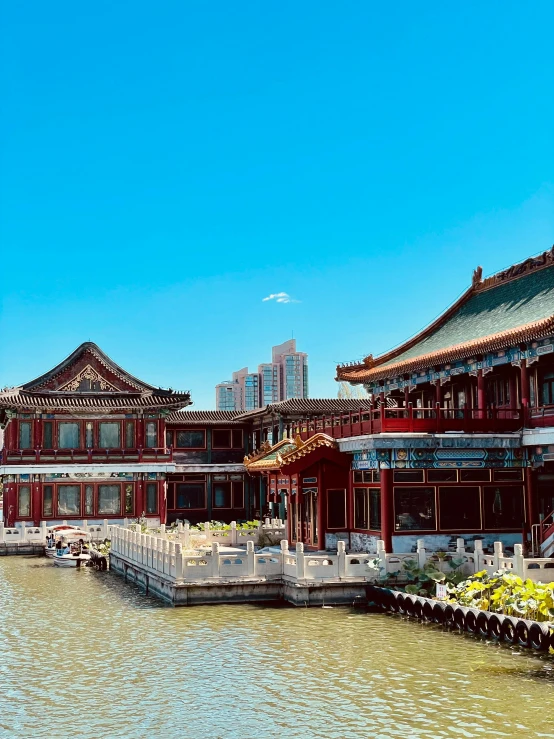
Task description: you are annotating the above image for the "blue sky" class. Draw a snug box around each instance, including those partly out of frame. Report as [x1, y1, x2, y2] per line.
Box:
[1, 1, 553, 408]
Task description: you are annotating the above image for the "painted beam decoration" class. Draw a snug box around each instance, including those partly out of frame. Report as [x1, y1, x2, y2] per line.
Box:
[352, 447, 528, 469]
[367, 338, 554, 394]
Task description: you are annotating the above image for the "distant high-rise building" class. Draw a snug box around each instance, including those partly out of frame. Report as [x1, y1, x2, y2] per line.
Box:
[271, 339, 308, 401]
[215, 340, 308, 410]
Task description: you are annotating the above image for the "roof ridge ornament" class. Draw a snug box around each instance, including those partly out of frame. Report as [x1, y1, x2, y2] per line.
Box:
[476, 245, 554, 292]
[472, 265, 483, 288]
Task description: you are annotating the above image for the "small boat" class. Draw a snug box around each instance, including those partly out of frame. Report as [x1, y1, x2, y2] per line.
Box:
[45, 528, 91, 558]
[53, 551, 91, 568]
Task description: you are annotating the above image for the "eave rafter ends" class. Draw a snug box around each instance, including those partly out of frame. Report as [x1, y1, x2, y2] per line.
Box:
[244, 433, 338, 471]
[336, 246, 554, 386]
[0, 342, 191, 413]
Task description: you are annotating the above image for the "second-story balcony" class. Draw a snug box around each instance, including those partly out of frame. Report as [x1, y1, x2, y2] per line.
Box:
[2, 447, 173, 465]
[290, 404, 526, 441]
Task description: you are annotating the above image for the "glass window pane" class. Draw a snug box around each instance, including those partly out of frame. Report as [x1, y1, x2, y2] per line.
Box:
[327, 489, 346, 529]
[18, 486, 31, 517]
[125, 484, 134, 514]
[165, 430, 173, 448]
[176, 484, 204, 509]
[146, 483, 157, 514]
[85, 423, 94, 449]
[428, 469, 458, 483]
[213, 430, 231, 448]
[370, 489, 381, 529]
[125, 422, 135, 449]
[460, 469, 490, 482]
[85, 485, 94, 516]
[43, 422, 53, 449]
[214, 483, 231, 508]
[394, 487, 436, 531]
[58, 423, 80, 449]
[493, 469, 523, 482]
[439, 486, 481, 530]
[43, 485, 53, 517]
[232, 430, 243, 448]
[176, 430, 205, 448]
[99, 423, 120, 449]
[98, 484, 121, 514]
[393, 470, 424, 483]
[145, 422, 157, 448]
[19, 423, 32, 450]
[483, 486, 524, 530]
[57, 485, 81, 516]
[354, 488, 368, 529]
[233, 482, 244, 508]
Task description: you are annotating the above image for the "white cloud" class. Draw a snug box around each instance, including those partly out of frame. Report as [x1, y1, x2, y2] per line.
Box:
[262, 292, 300, 304]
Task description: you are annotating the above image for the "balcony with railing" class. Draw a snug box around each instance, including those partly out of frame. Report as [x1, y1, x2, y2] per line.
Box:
[2, 447, 173, 465]
[290, 403, 526, 441]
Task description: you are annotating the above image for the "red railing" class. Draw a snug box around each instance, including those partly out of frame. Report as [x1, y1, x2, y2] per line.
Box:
[528, 404, 554, 427]
[291, 404, 525, 441]
[3, 447, 173, 464]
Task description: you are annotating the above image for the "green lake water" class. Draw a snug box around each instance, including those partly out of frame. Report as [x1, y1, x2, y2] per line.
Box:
[0, 556, 553, 738]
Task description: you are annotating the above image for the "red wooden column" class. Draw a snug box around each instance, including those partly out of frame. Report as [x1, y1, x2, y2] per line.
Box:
[135, 475, 144, 518]
[159, 480, 167, 524]
[380, 468, 393, 552]
[404, 386, 410, 408]
[520, 359, 530, 425]
[525, 467, 537, 537]
[316, 461, 324, 550]
[32, 480, 41, 526]
[477, 369, 485, 418]
[509, 372, 518, 418]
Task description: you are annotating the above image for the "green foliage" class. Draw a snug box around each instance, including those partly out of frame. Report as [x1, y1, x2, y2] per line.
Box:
[378, 554, 467, 596]
[189, 520, 260, 532]
[448, 571, 554, 622]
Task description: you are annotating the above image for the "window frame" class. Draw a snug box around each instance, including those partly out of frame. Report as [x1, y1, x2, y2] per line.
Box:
[57, 484, 82, 517]
[438, 485, 482, 532]
[483, 485, 525, 531]
[57, 421, 81, 450]
[393, 486, 437, 532]
[97, 483, 122, 515]
[326, 488, 347, 530]
[353, 486, 381, 531]
[213, 481, 232, 509]
[18, 485, 31, 517]
[174, 429, 207, 450]
[98, 421, 121, 449]
[175, 482, 206, 510]
[19, 422, 33, 450]
[212, 428, 238, 449]
[232, 481, 245, 509]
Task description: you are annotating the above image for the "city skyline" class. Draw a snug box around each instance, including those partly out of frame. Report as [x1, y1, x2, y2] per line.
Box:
[216, 339, 308, 411]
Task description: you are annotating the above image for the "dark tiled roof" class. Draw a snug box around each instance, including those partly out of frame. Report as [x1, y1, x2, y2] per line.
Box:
[166, 410, 246, 426]
[338, 251, 554, 383]
[21, 342, 175, 394]
[0, 389, 191, 412]
[237, 398, 374, 420]
[244, 439, 298, 470]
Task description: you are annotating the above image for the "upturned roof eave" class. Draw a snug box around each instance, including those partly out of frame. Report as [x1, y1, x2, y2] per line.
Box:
[338, 315, 554, 384]
[20, 341, 175, 395]
[336, 284, 475, 381]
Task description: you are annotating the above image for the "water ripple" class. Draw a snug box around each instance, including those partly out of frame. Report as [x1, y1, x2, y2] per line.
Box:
[0, 557, 553, 738]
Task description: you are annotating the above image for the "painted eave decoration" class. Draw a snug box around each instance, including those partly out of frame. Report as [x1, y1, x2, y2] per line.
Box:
[0, 341, 191, 413]
[336, 246, 554, 386]
[244, 433, 338, 471]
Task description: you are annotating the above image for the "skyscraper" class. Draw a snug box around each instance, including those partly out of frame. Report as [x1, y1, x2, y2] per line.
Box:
[215, 340, 308, 410]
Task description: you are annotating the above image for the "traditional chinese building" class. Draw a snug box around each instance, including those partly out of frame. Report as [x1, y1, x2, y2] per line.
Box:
[165, 410, 252, 524]
[0, 343, 191, 527]
[247, 247, 554, 555]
